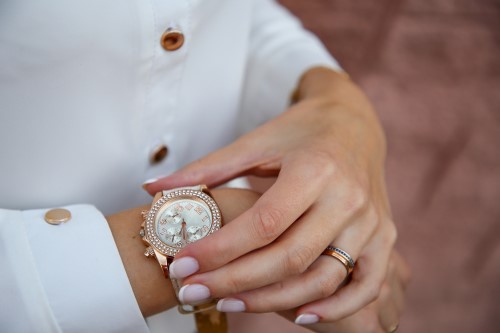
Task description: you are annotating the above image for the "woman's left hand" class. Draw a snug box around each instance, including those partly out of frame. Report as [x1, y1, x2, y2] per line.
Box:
[144, 67, 398, 323]
[281, 250, 411, 332]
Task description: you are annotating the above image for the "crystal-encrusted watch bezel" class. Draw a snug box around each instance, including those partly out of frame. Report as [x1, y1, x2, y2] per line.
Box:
[144, 189, 221, 256]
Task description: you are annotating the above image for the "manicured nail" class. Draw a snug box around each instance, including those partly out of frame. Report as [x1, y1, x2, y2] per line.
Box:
[170, 257, 199, 279]
[142, 177, 160, 189]
[295, 313, 319, 325]
[216, 298, 246, 312]
[178, 284, 211, 304]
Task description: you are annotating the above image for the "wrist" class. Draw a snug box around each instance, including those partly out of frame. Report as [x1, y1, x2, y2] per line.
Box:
[106, 188, 261, 318]
[292, 66, 351, 103]
[107, 205, 178, 317]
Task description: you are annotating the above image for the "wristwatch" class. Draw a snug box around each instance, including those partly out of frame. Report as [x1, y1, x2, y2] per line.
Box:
[140, 185, 222, 313]
[140, 185, 227, 333]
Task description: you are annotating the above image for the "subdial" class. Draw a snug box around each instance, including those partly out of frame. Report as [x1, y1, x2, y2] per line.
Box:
[187, 226, 203, 242]
[166, 226, 182, 243]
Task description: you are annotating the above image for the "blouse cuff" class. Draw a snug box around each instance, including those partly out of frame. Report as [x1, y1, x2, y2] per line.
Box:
[20, 204, 149, 333]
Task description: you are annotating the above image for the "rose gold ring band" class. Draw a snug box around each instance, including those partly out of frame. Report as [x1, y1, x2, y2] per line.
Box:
[321, 246, 355, 275]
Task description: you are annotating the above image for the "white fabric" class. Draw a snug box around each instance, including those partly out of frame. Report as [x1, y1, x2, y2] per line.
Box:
[0, 205, 149, 333]
[0, 0, 341, 332]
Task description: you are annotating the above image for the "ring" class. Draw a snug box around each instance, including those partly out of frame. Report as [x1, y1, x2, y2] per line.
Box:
[321, 246, 355, 275]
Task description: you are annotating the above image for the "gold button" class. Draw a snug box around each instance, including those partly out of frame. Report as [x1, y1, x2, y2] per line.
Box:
[44, 208, 71, 225]
[161, 28, 184, 51]
[150, 144, 169, 164]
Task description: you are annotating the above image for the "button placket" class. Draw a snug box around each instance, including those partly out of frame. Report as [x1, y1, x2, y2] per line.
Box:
[142, 1, 190, 169]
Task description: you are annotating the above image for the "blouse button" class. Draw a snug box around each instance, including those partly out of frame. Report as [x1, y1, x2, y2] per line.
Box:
[161, 28, 184, 51]
[150, 144, 169, 165]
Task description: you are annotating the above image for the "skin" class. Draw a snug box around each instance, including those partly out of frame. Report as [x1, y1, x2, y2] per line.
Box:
[107, 188, 410, 332]
[106, 188, 260, 317]
[144, 67, 402, 324]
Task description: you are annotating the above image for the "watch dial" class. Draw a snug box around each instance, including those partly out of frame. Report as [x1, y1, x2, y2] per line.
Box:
[155, 199, 212, 248]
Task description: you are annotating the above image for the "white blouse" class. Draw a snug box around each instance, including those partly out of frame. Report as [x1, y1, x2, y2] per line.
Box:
[0, 0, 339, 331]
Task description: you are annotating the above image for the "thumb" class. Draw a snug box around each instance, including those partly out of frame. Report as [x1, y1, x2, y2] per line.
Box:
[143, 140, 262, 195]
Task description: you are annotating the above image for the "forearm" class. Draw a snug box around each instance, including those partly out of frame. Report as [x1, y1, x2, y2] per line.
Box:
[106, 188, 260, 317]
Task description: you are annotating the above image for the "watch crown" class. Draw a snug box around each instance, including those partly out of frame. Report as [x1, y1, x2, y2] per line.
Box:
[139, 229, 145, 237]
[144, 247, 155, 258]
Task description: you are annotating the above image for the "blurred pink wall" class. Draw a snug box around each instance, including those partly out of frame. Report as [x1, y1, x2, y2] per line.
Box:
[279, 1, 500, 332]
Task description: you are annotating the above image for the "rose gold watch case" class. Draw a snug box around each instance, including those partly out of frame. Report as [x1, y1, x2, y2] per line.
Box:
[142, 188, 221, 258]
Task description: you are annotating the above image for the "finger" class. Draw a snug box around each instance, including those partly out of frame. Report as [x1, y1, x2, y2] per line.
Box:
[190, 203, 375, 308]
[142, 118, 290, 195]
[298, 219, 397, 321]
[392, 251, 412, 290]
[386, 252, 408, 313]
[173, 152, 331, 274]
[377, 283, 400, 333]
[181, 203, 335, 299]
[300, 304, 386, 333]
[143, 139, 264, 195]
[221, 256, 349, 313]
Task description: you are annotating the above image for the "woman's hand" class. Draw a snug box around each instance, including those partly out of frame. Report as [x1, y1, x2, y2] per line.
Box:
[144, 67, 399, 323]
[281, 250, 411, 333]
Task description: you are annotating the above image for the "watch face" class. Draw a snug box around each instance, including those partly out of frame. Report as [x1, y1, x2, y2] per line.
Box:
[155, 199, 212, 247]
[145, 189, 221, 256]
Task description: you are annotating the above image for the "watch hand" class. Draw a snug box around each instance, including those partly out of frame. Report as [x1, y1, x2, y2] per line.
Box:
[181, 221, 187, 243]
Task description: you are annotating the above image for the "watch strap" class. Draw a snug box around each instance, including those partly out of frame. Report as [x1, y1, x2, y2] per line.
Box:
[153, 185, 227, 332]
[162, 185, 206, 196]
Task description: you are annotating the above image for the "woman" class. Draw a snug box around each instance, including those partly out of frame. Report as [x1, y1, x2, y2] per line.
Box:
[0, 0, 409, 332]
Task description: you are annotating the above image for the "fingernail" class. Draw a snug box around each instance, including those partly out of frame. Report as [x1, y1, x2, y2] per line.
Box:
[216, 298, 246, 312]
[170, 257, 199, 279]
[142, 177, 161, 188]
[295, 313, 319, 325]
[178, 284, 211, 304]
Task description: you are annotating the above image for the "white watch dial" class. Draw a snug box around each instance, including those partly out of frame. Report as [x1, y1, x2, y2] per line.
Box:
[155, 199, 212, 247]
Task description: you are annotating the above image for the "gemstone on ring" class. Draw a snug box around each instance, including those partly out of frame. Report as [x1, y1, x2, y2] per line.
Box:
[326, 245, 355, 267]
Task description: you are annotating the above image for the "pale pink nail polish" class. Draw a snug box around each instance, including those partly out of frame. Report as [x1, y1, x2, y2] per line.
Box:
[142, 177, 160, 186]
[178, 284, 211, 304]
[170, 257, 199, 279]
[295, 313, 319, 325]
[216, 298, 246, 312]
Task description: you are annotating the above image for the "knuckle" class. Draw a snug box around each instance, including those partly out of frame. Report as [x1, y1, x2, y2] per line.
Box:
[365, 282, 383, 303]
[224, 272, 251, 296]
[284, 245, 316, 275]
[379, 282, 391, 301]
[317, 273, 342, 298]
[309, 151, 337, 179]
[291, 150, 337, 183]
[252, 205, 285, 243]
[362, 204, 381, 234]
[345, 186, 369, 216]
[208, 239, 228, 263]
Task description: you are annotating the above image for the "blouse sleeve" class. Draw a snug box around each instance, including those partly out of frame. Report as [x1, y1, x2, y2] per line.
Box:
[238, 0, 342, 133]
[0, 205, 150, 333]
